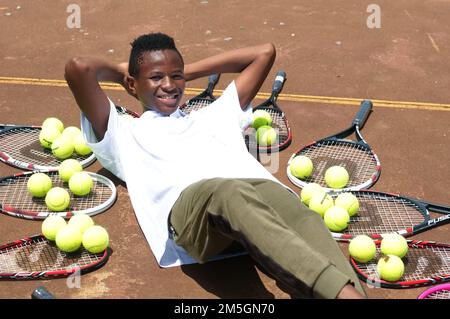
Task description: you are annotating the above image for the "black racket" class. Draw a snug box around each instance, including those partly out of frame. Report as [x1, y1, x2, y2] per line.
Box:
[0, 170, 117, 220]
[0, 106, 139, 171]
[244, 70, 291, 153]
[351, 240, 450, 289]
[0, 234, 109, 280]
[327, 190, 450, 241]
[418, 283, 450, 299]
[287, 99, 381, 192]
[179, 74, 220, 114]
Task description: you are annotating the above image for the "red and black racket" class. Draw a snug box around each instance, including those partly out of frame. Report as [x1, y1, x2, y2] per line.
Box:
[418, 283, 450, 299]
[351, 240, 450, 289]
[0, 169, 117, 220]
[328, 190, 450, 241]
[244, 70, 291, 154]
[0, 106, 139, 171]
[287, 100, 381, 192]
[179, 74, 220, 114]
[0, 234, 109, 280]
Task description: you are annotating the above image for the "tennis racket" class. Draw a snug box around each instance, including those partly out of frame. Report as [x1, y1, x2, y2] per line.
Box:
[350, 240, 450, 289]
[244, 70, 291, 153]
[287, 100, 381, 192]
[418, 283, 450, 299]
[0, 105, 139, 171]
[0, 170, 117, 220]
[179, 73, 220, 114]
[328, 190, 450, 241]
[0, 234, 109, 280]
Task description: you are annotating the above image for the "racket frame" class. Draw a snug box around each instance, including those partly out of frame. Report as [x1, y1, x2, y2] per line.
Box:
[287, 99, 381, 192]
[180, 74, 220, 114]
[417, 283, 450, 299]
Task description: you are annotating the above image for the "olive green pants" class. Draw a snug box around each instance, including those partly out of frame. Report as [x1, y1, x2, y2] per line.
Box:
[169, 178, 366, 299]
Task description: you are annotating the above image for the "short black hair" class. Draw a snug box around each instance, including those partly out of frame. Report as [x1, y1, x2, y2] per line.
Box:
[128, 32, 183, 77]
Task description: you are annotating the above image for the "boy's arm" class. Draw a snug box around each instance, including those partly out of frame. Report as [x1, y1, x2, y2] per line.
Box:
[64, 57, 130, 141]
[184, 43, 276, 110]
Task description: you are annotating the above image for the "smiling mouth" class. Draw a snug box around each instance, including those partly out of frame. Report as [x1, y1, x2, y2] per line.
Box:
[156, 94, 179, 108]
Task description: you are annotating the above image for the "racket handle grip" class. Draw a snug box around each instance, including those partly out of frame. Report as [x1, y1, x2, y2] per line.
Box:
[208, 73, 220, 87]
[353, 99, 372, 127]
[31, 286, 56, 299]
[272, 70, 286, 95]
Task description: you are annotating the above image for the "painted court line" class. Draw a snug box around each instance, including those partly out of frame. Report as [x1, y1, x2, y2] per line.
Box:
[0, 76, 449, 111]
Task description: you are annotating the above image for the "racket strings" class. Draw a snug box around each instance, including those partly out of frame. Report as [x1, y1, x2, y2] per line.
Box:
[244, 108, 289, 149]
[344, 194, 425, 236]
[0, 173, 113, 213]
[354, 245, 450, 286]
[299, 141, 378, 187]
[181, 98, 214, 114]
[422, 289, 450, 299]
[0, 237, 103, 274]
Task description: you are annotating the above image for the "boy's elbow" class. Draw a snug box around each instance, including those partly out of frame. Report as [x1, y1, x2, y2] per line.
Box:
[261, 43, 276, 60]
[64, 57, 89, 82]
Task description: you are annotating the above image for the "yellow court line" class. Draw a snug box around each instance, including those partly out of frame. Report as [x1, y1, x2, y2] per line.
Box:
[1, 76, 449, 111]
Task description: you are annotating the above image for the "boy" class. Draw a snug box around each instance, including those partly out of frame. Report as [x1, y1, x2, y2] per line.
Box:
[65, 32, 365, 299]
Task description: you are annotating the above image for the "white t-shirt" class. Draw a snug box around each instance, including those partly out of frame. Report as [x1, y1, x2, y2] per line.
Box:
[81, 81, 285, 267]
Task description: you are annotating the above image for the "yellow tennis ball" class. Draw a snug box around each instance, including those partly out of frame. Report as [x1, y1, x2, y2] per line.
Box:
[380, 234, 409, 259]
[323, 206, 350, 232]
[51, 135, 74, 159]
[45, 187, 71, 212]
[61, 126, 82, 143]
[309, 193, 334, 218]
[335, 192, 360, 216]
[300, 183, 325, 206]
[41, 215, 67, 241]
[55, 224, 82, 253]
[252, 110, 273, 129]
[348, 235, 377, 263]
[58, 159, 83, 182]
[39, 126, 62, 149]
[377, 255, 405, 282]
[290, 155, 314, 180]
[73, 134, 92, 156]
[42, 117, 64, 133]
[27, 173, 53, 197]
[324, 166, 349, 189]
[256, 125, 277, 146]
[69, 171, 93, 196]
[68, 214, 95, 235]
[82, 225, 109, 254]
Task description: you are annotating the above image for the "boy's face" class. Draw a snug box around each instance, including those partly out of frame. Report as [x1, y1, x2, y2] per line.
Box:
[131, 49, 185, 115]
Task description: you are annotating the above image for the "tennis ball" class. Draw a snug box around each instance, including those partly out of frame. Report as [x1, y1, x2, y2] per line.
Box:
[27, 173, 53, 197]
[55, 224, 82, 253]
[51, 135, 74, 159]
[68, 214, 95, 235]
[309, 193, 334, 218]
[348, 235, 377, 263]
[300, 183, 325, 206]
[73, 134, 92, 156]
[42, 117, 64, 133]
[45, 187, 71, 212]
[69, 171, 93, 196]
[41, 215, 67, 241]
[252, 110, 273, 129]
[82, 225, 109, 254]
[380, 234, 409, 258]
[377, 255, 405, 282]
[290, 156, 314, 180]
[256, 125, 277, 146]
[61, 126, 82, 142]
[335, 192, 360, 217]
[323, 206, 350, 232]
[39, 126, 61, 149]
[58, 159, 83, 182]
[324, 166, 350, 189]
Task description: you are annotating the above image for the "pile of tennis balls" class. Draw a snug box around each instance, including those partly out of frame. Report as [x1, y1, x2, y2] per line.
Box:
[300, 183, 359, 232]
[252, 110, 277, 147]
[38, 117, 92, 159]
[349, 233, 409, 282]
[290, 155, 350, 189]
[26, 159, 94, 211]
[41, 214, 109, 254]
